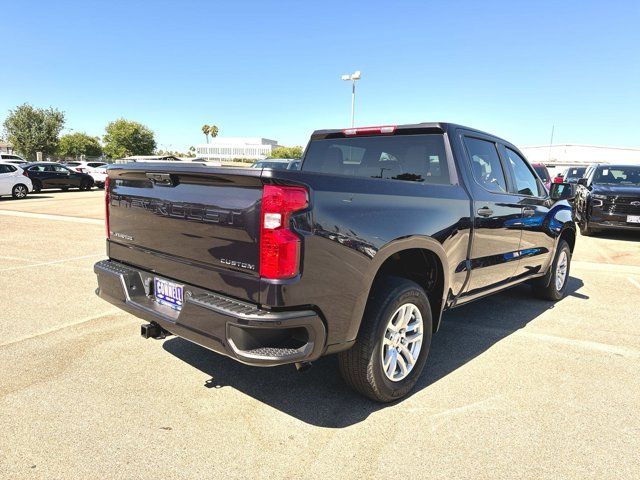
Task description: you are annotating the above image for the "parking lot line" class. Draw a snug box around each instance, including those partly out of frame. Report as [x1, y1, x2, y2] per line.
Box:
[0, 209, 103, 225]
[0, 310, 121, 348]
[0, 255, 38, 263]
[449, 321, 640, 359]
[628, 277, 640, 290]
[0, 253, 104, 272]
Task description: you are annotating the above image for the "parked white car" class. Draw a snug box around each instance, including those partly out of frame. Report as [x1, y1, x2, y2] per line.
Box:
[0, 153, 29, 165]
[91, 166, 108, 188]
[64, 161, 109, 187]
[0, 162, 32, 199]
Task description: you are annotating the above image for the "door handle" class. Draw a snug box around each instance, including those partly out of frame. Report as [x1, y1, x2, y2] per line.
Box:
[477, 206, 493, 217]
[523, 207, 535, 217]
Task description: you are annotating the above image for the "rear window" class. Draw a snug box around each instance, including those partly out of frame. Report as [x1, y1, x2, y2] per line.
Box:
[302, 134, 450, 184]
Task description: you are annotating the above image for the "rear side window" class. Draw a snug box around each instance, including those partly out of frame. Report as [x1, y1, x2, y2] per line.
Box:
[504, 148, 542, 197]
[302, 134, 450, 184]
[464, 137, 507, 193]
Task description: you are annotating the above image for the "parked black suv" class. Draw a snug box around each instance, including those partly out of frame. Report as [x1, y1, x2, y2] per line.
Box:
[94, 122, 577, 401]
[23, 162, 94, 192]
[574, 164, 640, 235]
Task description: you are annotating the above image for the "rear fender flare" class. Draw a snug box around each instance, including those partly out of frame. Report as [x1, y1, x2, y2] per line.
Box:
[346, 236, 450, 342]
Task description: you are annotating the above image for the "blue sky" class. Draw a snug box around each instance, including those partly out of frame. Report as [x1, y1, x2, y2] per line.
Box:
[2, 0, 639, 151]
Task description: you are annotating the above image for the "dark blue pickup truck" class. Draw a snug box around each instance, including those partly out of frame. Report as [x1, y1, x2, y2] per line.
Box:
[94, 122, 576, 401]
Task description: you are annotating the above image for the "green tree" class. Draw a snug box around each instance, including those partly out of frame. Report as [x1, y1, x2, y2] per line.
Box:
[269, 146, 303, 159]
[2, 103, 65, 159]
[209, 125, 219, 139]
[57, 132, 103, 159]
[202, 124, 210, 143]
[103, 119, 156, 159]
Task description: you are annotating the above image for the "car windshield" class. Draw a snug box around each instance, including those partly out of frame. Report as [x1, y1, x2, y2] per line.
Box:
[533, 166, 549, 181]
[564, 167, 586, 179]
[593, 166, 640, 185]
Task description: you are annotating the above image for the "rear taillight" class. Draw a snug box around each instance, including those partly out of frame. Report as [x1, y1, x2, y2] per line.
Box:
[343, 125, 396, 136]
[105, 177, 110, 238]
[260, 185, 308, 279]
[23, 170, 28, 177]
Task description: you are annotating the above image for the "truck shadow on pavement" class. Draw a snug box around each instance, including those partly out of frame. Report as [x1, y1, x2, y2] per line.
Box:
[590, 231, 639, 242]
[163, 276, 586, 428]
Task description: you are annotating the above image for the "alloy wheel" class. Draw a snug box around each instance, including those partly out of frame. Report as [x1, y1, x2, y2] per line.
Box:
[380, 303, 424, 382]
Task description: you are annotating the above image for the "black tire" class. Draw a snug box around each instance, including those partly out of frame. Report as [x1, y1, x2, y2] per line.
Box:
[338, 277, 432, 402]
[579, 220, 597, 236]
[80, 179, 92, 191]
[12, 184, 28, 199]
[32, 180, 42, 193]
[532, 240, 572, 301]
[61, 186, 69, 192]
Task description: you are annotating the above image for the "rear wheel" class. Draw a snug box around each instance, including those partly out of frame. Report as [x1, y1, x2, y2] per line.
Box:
[12, 184, 28, 199]
[61, 186, 69, 191]
[338, 277, 432, 402]
[80, 179, 92, 191]
[32, 180, 42, 193]
[532, 240, 572, 301]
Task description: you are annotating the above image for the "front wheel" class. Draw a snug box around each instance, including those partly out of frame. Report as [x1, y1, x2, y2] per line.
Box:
[532, 240, 572, 301]
[579, 220, 597, 236]
[338, 277, 432, 402]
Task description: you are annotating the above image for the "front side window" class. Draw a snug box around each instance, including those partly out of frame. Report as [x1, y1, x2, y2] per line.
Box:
[53, 165, 72, 173]
[464, 137, 507, 193]
[0, 165, 9, 174]
[302, 134, 450, 184]
[505, 148, 542, 197]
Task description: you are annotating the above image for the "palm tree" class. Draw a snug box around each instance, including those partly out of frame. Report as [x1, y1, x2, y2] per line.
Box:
[201, 125, 210, 143]
[210, 125, 219, 139]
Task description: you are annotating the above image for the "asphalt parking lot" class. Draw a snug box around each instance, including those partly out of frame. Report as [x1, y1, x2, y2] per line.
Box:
[1, 190, 639, 479]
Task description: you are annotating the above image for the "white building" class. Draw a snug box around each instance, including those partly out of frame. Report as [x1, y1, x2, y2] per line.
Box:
[196, 137, 279, 162]
[521, 144, 640, 167]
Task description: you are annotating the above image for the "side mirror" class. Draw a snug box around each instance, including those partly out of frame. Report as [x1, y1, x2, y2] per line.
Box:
[577, 178, 588, 186]
[549, 182, 576, 201]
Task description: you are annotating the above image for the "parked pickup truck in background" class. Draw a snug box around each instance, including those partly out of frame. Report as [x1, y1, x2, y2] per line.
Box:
[94, 122, 577, 402]
[573, 163, 640, 235]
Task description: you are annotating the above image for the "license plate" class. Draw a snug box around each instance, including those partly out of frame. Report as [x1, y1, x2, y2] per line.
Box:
[627, 215, 640, 224]
[154, 277, 184, 310]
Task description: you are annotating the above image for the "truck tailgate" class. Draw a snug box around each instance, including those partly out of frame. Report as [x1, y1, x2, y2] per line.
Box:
[107, 164, 263, 303]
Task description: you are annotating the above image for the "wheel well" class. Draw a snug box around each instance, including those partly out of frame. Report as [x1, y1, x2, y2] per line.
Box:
[372, 248, 445, 332]
[561, 228, 576, 252]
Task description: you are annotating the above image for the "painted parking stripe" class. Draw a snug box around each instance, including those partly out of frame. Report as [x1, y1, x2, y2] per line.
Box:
[0, 253, 104, 272]
[0, 209, 102, 224]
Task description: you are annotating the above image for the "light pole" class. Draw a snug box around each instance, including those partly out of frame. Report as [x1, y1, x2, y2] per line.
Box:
[341, 70, 361, 127]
